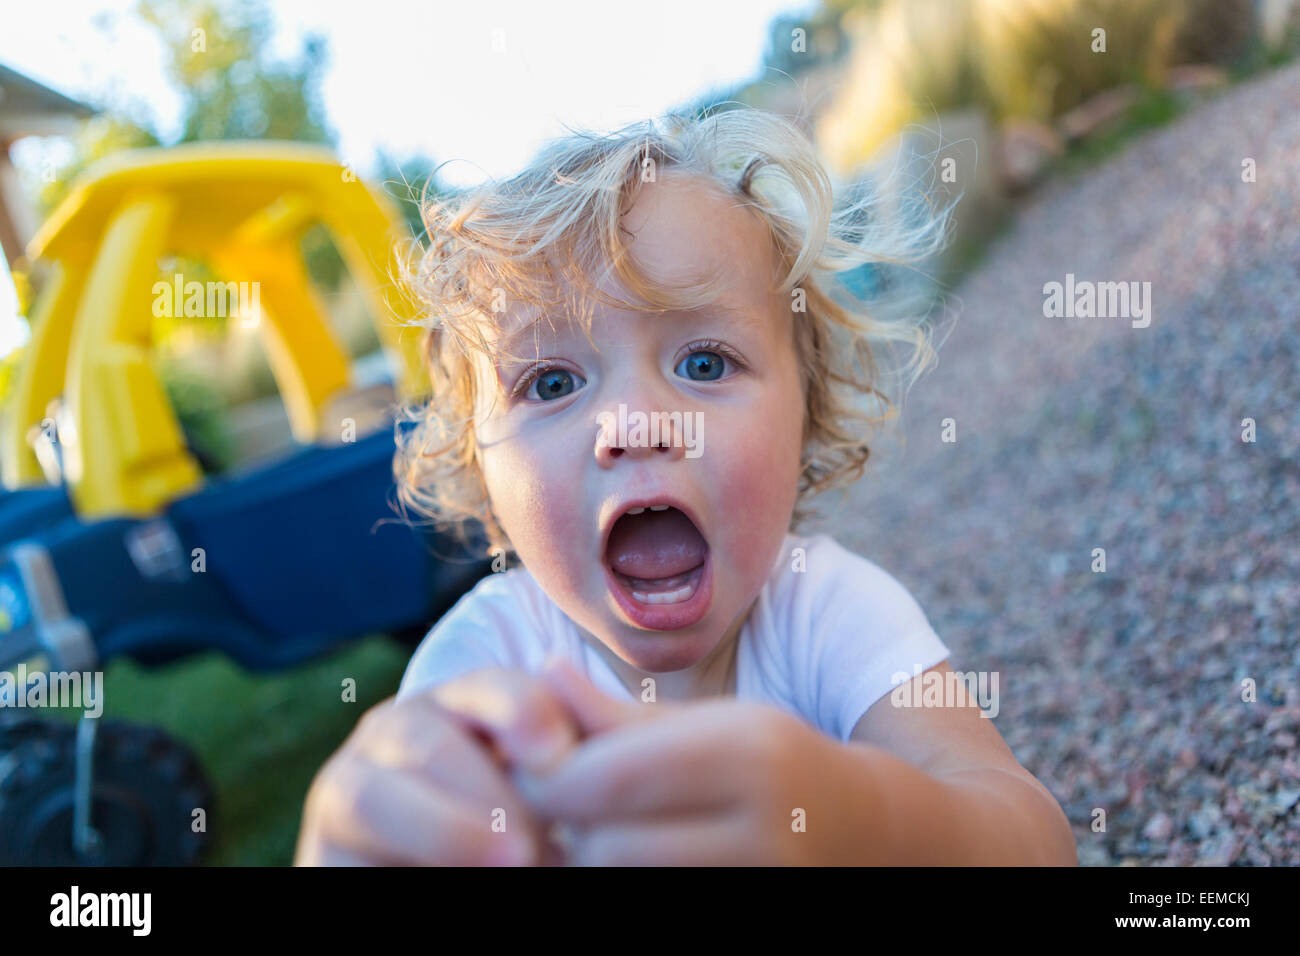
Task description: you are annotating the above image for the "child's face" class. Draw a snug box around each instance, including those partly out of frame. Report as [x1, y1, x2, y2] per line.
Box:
[473, 170, 805, 674]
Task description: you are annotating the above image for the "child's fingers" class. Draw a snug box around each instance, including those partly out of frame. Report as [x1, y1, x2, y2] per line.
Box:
[297, 693, 546, 866]
[429, 668, 580, 774]
[296, 841, 397, 867]
[537, 656, 659, 735]
[312, 757, 534, 866]
[520, 706, 745, 822]
[566, 812, 755, 867]
[355, 690, 532, 813]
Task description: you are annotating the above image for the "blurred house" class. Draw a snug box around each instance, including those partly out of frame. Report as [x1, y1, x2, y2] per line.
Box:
[0, 63, 96, 270]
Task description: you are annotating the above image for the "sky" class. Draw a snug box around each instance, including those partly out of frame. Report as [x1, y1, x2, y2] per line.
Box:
[0, 0, 815, 353]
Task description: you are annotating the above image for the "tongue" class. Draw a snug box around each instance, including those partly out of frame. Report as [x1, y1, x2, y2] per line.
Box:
[606, 509, 707, 580]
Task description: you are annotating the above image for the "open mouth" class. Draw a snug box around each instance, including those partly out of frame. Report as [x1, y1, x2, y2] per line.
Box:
[603, 502, 712, 628]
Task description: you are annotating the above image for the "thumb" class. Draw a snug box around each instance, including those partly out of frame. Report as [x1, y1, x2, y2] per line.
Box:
[429, 669, 579, 775]
[538, 656, 660, 736]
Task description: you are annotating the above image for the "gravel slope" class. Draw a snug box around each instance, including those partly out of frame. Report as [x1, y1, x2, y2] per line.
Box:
[808, 62, 1300, 865]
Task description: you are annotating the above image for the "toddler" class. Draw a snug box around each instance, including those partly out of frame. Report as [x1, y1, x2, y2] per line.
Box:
[295, 108, 1076, 866]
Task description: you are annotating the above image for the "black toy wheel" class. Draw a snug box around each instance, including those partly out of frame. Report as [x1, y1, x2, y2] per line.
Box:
[0, 717, 213, 865]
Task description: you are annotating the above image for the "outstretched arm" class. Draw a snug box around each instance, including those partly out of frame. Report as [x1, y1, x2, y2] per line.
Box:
[842, 660, 1077, 865]
[515, 658, 1077, 865]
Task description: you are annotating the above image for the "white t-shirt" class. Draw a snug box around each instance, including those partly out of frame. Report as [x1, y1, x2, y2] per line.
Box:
[397, 532, 950, 742]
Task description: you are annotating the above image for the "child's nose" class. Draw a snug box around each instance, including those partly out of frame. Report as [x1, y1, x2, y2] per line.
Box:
[594, 406, 688, 468]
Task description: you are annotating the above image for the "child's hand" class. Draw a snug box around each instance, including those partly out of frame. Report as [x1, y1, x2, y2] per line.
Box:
[525, 659, 847, 865]
[295, 669, 581, 866]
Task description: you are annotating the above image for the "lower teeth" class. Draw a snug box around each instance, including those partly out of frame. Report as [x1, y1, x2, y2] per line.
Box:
[630, 582, 696, 605]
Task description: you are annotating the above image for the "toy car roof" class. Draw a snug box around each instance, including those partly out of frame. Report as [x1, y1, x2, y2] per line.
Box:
[30, 142, 402, 264]
[6, 142, 429, 517]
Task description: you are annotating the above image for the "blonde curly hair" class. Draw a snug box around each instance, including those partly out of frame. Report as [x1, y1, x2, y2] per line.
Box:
[394, 106, 951, 558]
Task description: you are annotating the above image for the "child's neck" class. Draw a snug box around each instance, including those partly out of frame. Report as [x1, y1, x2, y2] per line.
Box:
[580, 606, 751, 702]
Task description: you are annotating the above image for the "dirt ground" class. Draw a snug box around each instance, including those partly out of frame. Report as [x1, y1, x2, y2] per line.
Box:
[807, 62, 1300, 865]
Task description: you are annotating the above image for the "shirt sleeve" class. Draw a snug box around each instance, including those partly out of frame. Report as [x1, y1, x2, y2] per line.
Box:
[799, 536, 950, 742]
[395, 571, 530, 702]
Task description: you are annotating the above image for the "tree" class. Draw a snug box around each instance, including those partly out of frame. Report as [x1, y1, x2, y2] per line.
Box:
[374, 152, 447, 240]
[761, 3, 855, 78]
[36, 118, 160, 219]
[35, 0, 332, 218]
[138, 0, 332, 145]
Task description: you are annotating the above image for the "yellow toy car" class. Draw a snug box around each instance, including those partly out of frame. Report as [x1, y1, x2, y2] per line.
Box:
[0, 143, 491, 865]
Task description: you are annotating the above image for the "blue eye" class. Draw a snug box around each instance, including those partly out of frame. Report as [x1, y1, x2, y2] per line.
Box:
[676, 350, 727, 382]
[526, 367, 584, 401]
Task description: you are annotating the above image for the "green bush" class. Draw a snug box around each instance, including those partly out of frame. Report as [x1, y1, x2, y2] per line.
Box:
[159, 361, 235, 473]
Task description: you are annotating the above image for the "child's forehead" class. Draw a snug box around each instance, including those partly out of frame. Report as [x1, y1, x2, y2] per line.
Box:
[487, 297, 758, 357]
[623, 169, 781, 282]
[484, 171, 783, 354]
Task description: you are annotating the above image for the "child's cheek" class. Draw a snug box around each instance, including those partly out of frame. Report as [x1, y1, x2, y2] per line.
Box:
[707, 391, 804, 587]
[479, 431, 590, 594]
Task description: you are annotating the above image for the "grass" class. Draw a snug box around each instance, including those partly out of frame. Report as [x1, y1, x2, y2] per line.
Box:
[941, 45, 1299, 288]
[49, 635, 411, 865]
[1057, 46, 1299, 179]
[937, 204, 1014, 288]
[1055, 85, 1186, 177]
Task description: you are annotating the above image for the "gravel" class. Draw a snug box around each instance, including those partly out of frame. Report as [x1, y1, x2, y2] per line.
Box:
[807, 62, 1300, 865]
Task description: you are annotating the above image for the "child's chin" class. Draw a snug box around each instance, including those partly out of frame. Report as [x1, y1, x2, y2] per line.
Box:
[609, 630, 720, 674]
